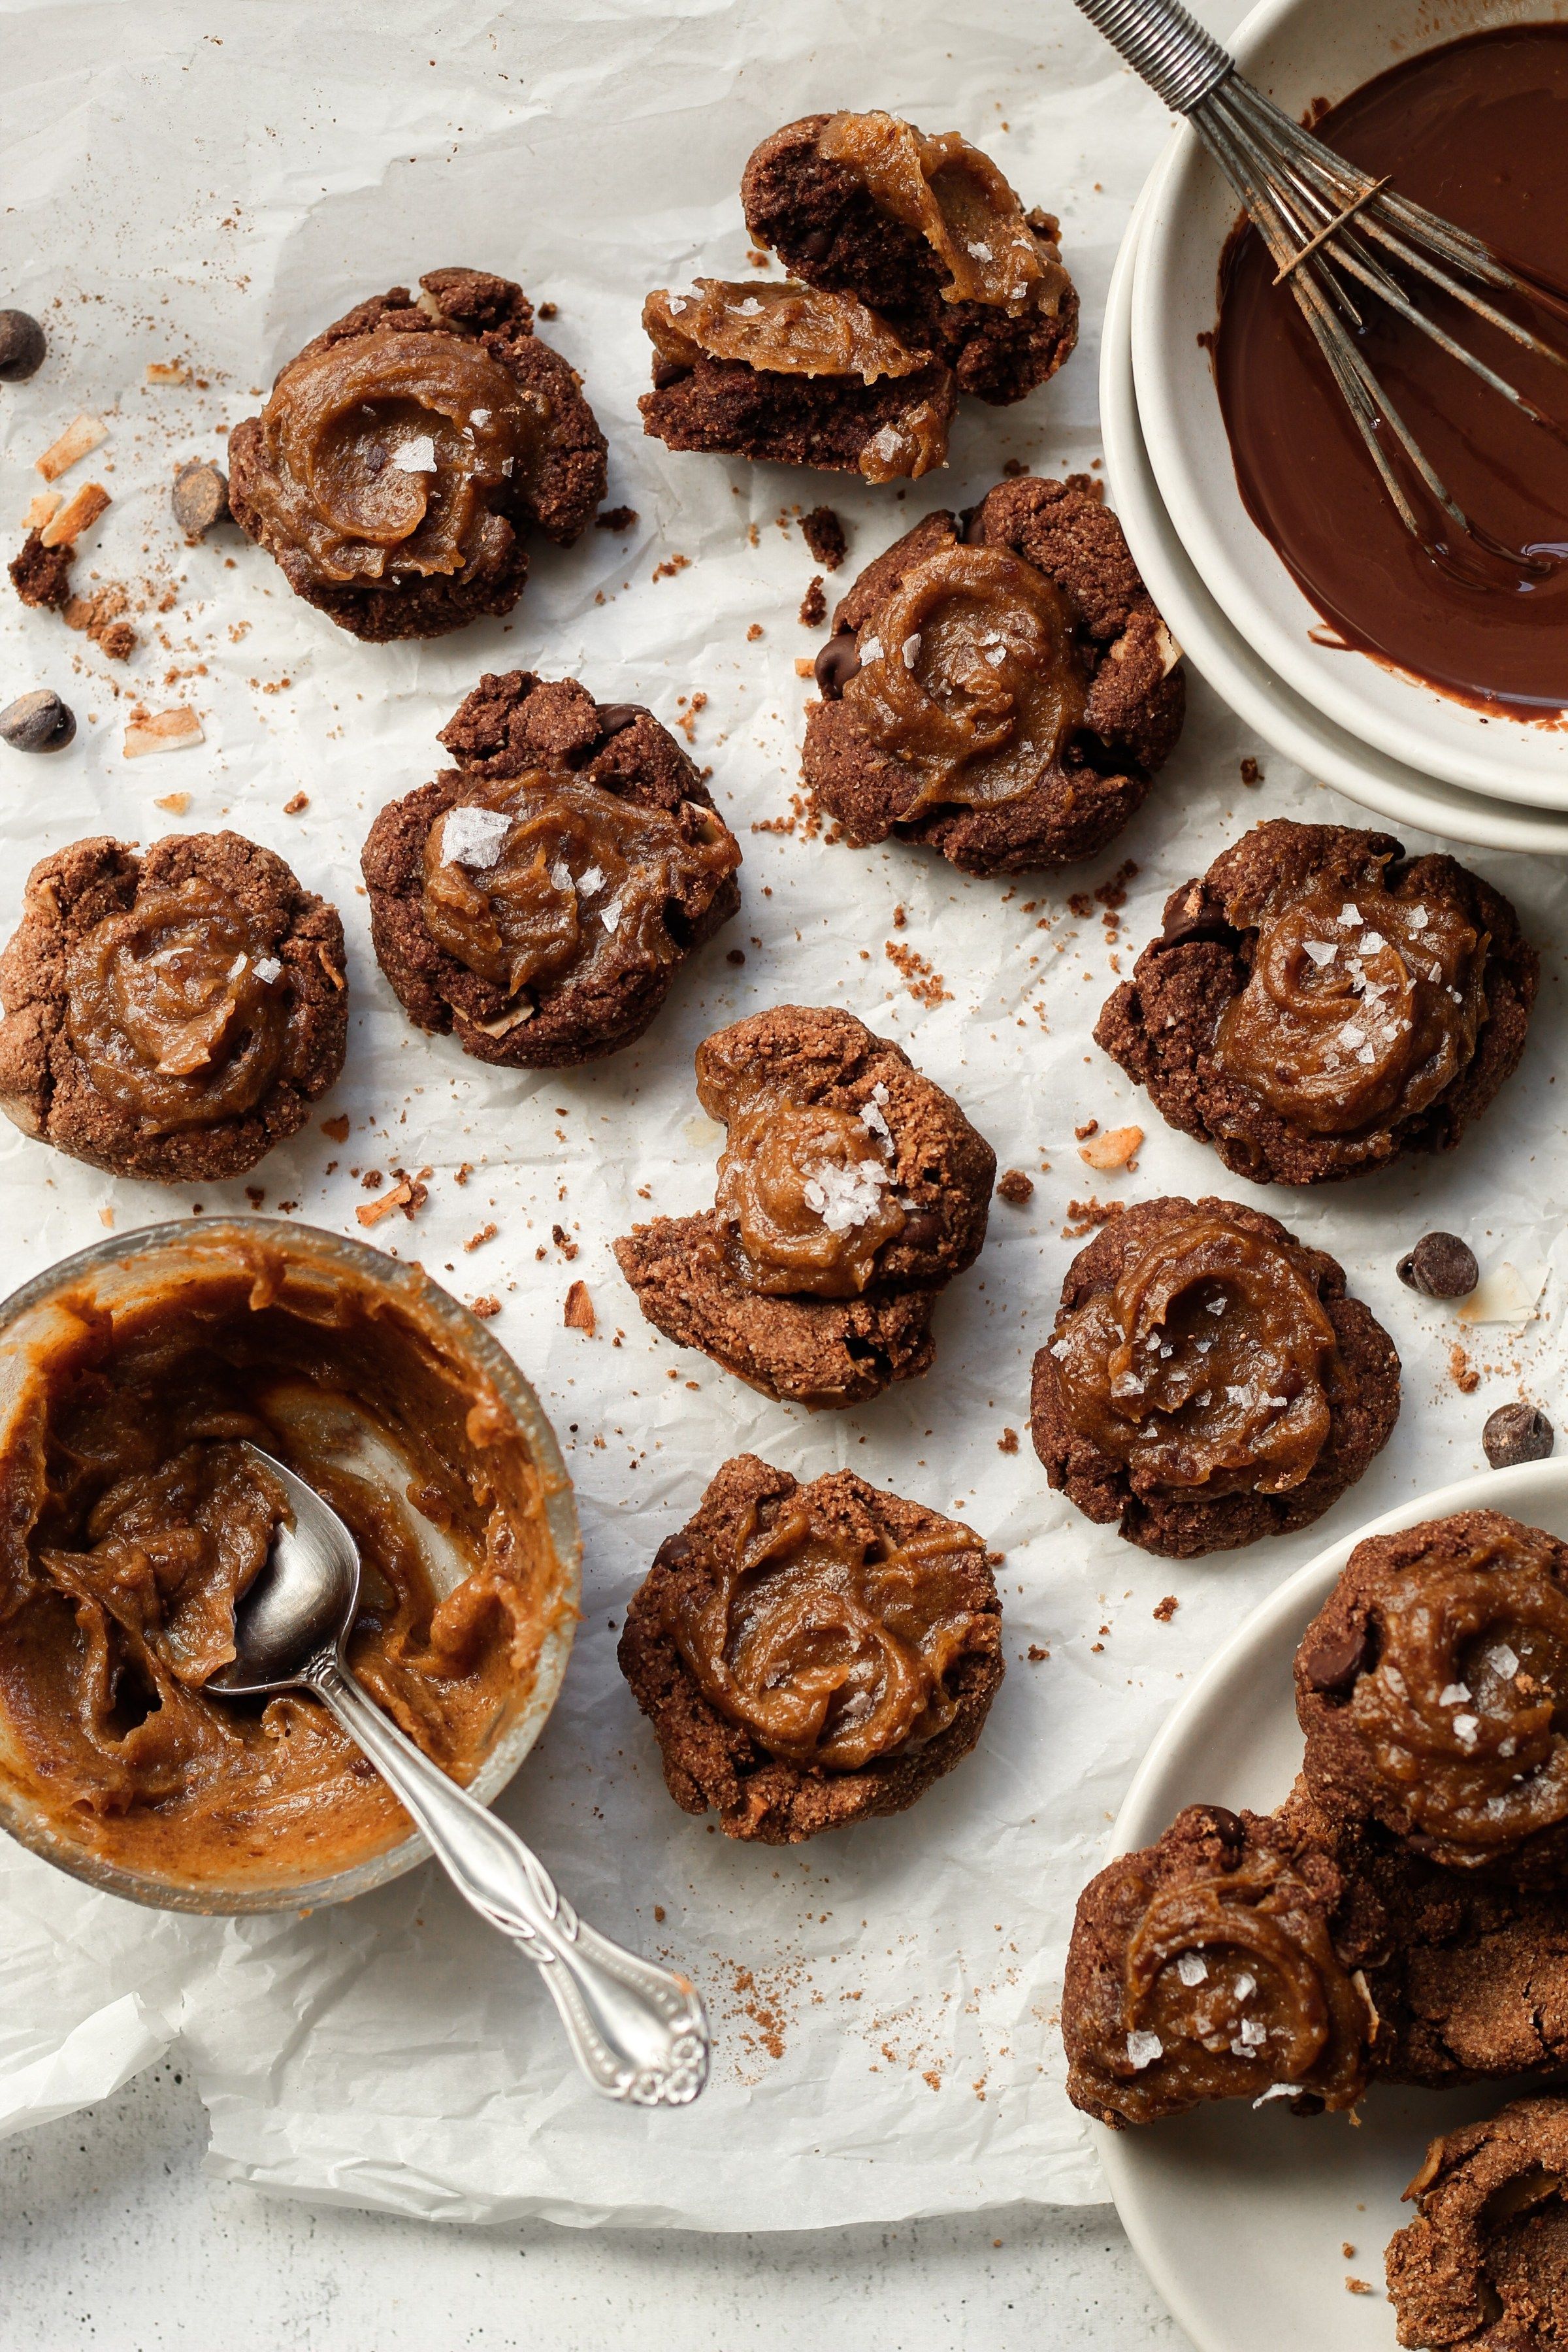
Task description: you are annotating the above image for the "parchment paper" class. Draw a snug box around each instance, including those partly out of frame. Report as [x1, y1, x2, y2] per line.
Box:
[3, 0, 1567, 2232]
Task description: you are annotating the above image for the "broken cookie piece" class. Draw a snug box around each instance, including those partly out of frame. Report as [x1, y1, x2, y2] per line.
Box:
[0, 830, 347, 1183]
[640, 278, 954, 481]
[362, 670, 740, 1067]
[613, 1003, 995, 1407]
[228, 267, 607, 641]
[619, 1454, 1003, 1842]
[742, 110, 1078, 403]
[804, 476, 1184, 875]
[1386, 2097, 1568, 2350]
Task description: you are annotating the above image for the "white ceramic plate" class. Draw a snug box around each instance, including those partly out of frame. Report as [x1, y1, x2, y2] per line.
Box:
[1101, 191, 1568, 855]
[1131, 0, 1568, 810]
[1098, 1454, 1568, 2352]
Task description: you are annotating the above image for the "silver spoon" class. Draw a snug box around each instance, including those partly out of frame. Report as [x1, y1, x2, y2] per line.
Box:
[207, 1443, 710, 2108]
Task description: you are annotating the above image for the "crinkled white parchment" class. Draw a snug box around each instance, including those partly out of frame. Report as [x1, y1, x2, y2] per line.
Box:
[2, 0, 1567, 2233]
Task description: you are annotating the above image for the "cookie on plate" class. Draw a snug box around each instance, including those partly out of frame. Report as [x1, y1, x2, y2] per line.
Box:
[740, 110, 1078, 403]
[0, 830, 347, 1183]
[1296, 1509, 1568, 1884]
[363, 672, 741, 1068]
[1030, 1195, 1399, 1558]
[619, 1454, 1003, 1843]
[1096, 819, 1537, 1185]
[229, 269, 606, 642]
[1386, 2097, 1568, 2348]
[1062, 1800, 1372, 2127]
[613, 1004, 994, 1407]
[802, 477, 1184, 875]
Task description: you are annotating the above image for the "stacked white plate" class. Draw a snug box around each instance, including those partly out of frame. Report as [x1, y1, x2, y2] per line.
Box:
[1101, 0, 1568, 856]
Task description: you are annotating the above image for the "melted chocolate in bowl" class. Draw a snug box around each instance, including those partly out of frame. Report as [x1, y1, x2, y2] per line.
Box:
[1216, 24, 1568, 715]
[0, 1219, 578, 1913]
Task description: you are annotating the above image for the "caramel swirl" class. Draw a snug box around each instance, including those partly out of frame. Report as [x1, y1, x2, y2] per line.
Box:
[1050, 1211, 1345, 1497]
[422, 770, 739, 1012]
[699, 1051, 907, 1298]
[65, 877, 290, 1133]
[241, 329, 544, 587]
[662, 1494, 978, 1768]
[817, 110, 1070, 316]
[842, 542, 1087, 815]
[644, 278, 928, 385]
[1100, 1855, 1369, 2120]
[1215, 870, 1488, 1137]
[1348, 1520, 1568, 1861]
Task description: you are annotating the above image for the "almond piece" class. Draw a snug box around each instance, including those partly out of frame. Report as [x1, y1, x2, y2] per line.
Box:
[123, 707, 203, 759]
[40, 481, 110, 547]
[36, 412, 108, 482]
[1078, 1123, 1144, 1171]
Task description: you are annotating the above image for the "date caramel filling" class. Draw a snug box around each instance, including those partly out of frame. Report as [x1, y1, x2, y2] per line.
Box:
[1095, 1850, 1369, 2121]
[1347, 1521, 1568, 1862]
[0, 1247, 559, 1885]
[65, 877, 291, 1133]
[240, 327, 546, 587]
[696, 1047, 907, 1299]
[423, 770, 739, 1022]
[816, 110, 1071, 317]
[642, 279, 953, 483]
[661, 1492, 979, 1768]
[842, 541, 1088, 815]
[1214, 868, 1488, 1137]
[1050, 1212, 1347, 1497]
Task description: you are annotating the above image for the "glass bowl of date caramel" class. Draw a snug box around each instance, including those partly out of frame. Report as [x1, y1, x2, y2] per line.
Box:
[1132, 0, 1568, 810]
[0, 1216, 580, 1914]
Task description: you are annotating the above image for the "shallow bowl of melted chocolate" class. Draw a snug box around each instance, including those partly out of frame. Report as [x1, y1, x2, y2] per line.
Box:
[1131, 0, 1568, 809]
[0, 1217, 580, 1914]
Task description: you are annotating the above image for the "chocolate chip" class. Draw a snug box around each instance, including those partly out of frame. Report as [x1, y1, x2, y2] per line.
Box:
[0, 310, 46, 383]
[1300, 1619, 1372, 1695]
[899, 1209, 943, 1250]
[813, 634, 861, 698]
[1198, 1804, 1245, 1850]
[1158, 883, 1224, 947]
[0, 689, 74, 753]
[171, 458, 230, 541]
[1484, 1402, 1555, 1469]
[1397, 1232, 1478, 1300]
[596, 703, 650, 740]
[797, 227, 834, 263]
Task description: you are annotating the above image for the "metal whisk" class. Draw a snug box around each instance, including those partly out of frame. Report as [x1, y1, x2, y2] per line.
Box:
[1076, 0, 1568, 559]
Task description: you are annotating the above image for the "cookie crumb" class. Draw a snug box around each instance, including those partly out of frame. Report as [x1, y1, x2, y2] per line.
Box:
[1448, 1341, 1480, 1395]
[800, 506, 847, 570]
[746, 621, 764, 642]
[469, 1294, 500, 1319]
[564, 1279, 596, 1335]
[1152, 1594, 1179, 1622]
[996, 1168, 1034, 1205]
[463, 1222, 498, 1252]
[1240, 756, 1261, 786]
[884, 938, 951, 1009]
[1345, 2279, 1373, 2296]
[282, 790, 310, 815]
[798, 576, 826, 627]
[998, 1428, 1019, 1454]
[1027, 1643, 1049, 1662]
[1063, 1197, 1125, 1238]
[595, 505, 638, 532]
[1074, 1118, 1099, 1140]
[321, 1113, 350, 1143]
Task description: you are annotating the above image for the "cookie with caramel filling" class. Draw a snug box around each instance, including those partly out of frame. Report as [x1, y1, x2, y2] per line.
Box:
[1386, 2097, 1568, 2347]
[639, 277, 956, 482]
[804, 477, 1184, 875]
[741, 110, 1079, 403]
[1298, 1510, 1568, 1886]
[1097, 819, 1537, 1185]
[0, 830, 347, 1183]
[228, 268, 606, 642]
[618, 1454, 1002, 1842]
[1062, 1801, 1373, 2128]
[613, 1004, 995, 1407]
[363, 672, 741, 1067]
[1031, 1196, 1399, 1558]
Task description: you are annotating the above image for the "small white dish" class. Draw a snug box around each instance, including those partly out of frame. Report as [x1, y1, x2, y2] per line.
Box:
[1131, 0, 1568, 811]
[1098, 1454, 1568, 2352]
[1101, 189, 1568, 855]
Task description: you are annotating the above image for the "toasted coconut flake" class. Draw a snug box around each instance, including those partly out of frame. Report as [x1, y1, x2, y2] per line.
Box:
[22, 491, 60, 532]
[316, 945, 345, 990]
[123, 706, 203, 759]
[153, 791, 191, 815]
[145, 361, 190, 385]
[464, 999, 534, 1038]
[40, 481, 110, 547]
[563, 1279, 596, 1335]
[36, 412, 108, 482]
[1078, 1122, 1143, 1171]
